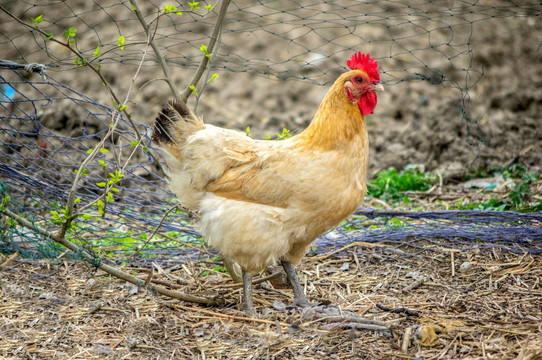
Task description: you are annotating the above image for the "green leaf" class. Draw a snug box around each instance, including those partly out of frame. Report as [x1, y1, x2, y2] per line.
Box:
[204, 4, 214, 10]
[50, 210, 60, 220]
[31, 15, 43, 27]
[73, 57, 86, 66]
[46, 33, 54, 40]
[97, 199, 105, 215]
[188, 1, 200, 10]
[96, 182, 106, 188]
[64, 26, 77, 40]
[207, 73, 219, 84]
[98, 160, 107, 168]
[245, 126, 250, 136]
[164, 4, 182, 15]
[93, 46, 100, 57]
[117, 35, 125, 50]
[75, 168, 88, 176]
[189, 84, 197, 96]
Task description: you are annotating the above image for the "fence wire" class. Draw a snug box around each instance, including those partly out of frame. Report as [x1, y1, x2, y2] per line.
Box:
[1, 1, 542, 267]
[1, 70, 541, 267]
[2, 1, 541, 84]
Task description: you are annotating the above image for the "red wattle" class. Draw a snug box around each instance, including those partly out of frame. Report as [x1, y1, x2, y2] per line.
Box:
[358, 92, 377, 115]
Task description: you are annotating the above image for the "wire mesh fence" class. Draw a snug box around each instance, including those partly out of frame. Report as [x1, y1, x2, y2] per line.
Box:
[1, 1, 542, 268]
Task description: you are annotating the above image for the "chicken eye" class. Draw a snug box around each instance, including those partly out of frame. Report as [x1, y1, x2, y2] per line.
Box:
[355, 77, 363, 84]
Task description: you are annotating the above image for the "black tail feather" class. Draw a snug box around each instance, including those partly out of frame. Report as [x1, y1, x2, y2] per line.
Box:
[168, 99, 192, 119]
[152, 100, 202, 145]
[152, 106, 176, 144]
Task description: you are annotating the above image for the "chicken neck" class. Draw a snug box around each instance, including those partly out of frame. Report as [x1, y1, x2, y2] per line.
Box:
[294, 73, 368, 151]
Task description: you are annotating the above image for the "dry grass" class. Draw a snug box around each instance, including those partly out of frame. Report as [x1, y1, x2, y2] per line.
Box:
[1, 246, 541, 360]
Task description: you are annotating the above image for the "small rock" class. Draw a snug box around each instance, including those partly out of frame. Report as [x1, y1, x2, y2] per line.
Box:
[459, 261, 472, 273]
[124, 282, 138, 295]
[261, 307, 272, 316]
[272, 300, 286, 311]
[404, 163, 425, 173]
[93, 344, 114, 357]
[193, 329, 205, 337]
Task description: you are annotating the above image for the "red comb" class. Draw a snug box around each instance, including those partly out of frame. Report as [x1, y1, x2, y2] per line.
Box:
[347, 52, 380, 82]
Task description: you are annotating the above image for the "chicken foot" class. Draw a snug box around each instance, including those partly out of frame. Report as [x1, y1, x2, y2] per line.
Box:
[281, 260, 311, 307]
[241, 270, 255, 315]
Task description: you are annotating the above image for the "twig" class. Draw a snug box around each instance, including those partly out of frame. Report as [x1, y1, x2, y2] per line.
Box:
[218, 271, 282, 289]
[130, 204, 179, 259]
[0, 252, 19, 270]
[309, 315, 391, 328]
[0, 207, 219, 305]
[376, 303, 420, 317]
[310, 241, 387, 261]
[401, 326, 413, 353]
[181, 0, 230, 102]
[170, 303, 290, 330]
[402, 276, 427, 293]
[129, 0, 182, 102]
[333, 322, 391, 333]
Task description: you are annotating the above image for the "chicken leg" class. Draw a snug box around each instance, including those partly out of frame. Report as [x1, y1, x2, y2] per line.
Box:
[281, 260, 310, 306]
[241, 270, 255, 315]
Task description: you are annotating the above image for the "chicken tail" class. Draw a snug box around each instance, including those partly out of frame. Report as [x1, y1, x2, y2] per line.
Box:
[152, 100, 204, 146]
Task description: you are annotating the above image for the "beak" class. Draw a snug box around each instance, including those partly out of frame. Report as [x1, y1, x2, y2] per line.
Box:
[372, 83, 385, 92]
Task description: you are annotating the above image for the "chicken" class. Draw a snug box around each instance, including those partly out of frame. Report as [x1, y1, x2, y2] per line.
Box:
[152, 52, 383, 314]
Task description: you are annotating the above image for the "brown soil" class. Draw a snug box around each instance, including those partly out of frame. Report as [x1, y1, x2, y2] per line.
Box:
[1, 249, 541, 359]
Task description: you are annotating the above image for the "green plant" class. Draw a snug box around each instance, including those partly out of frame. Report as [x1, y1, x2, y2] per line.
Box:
[455, 165, 540, 212]
[368, 168, 435, 203]
[267, 128, 292, 140]
[31, 15, 43, 27]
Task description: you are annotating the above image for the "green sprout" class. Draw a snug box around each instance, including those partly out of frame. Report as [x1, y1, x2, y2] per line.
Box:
[117, 35, 125, 50]
[188, 1, 200, 10]
[31, 15, 43, 27]
[64, 26, 76, 44]
[189, 84, 197, 96]
[164, 4, 183, 15]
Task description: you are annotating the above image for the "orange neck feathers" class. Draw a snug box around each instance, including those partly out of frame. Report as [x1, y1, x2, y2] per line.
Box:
[295, 72, 368, 150]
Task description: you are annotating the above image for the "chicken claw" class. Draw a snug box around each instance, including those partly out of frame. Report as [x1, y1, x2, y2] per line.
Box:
[281, 260, 311, 307]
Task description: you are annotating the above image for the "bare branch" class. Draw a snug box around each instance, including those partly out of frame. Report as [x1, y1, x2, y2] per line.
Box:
[0, 207, 219, 305]
[129, 0, 182, 102]
[181, 0, 230, 102]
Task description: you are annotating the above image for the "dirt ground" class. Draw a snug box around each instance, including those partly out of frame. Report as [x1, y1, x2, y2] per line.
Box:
[1, 247, 541, 360]
[2, 1, 541, 178]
